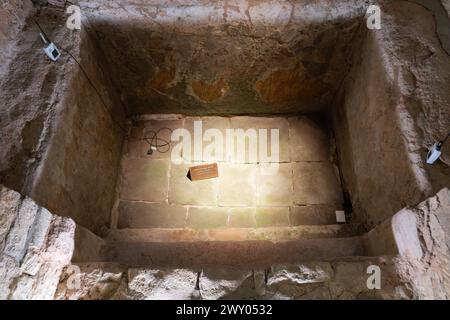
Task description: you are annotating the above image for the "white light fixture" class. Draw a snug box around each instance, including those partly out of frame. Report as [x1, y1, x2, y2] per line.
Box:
[43, 41, 61, 62]
[426, 132, 449, 165]
[426, 141, 442, 164]
[36, 21, 61, 62]
[335, 210, 346, 224]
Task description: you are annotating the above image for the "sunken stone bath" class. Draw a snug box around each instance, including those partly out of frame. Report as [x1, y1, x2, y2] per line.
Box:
[0, 0, 450, 300]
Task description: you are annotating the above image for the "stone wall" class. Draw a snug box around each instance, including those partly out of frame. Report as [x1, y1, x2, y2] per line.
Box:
[333, 0, 450, 229]
[55, 259, 406, 300]
[0, 3, 68, 193]
[77, 0, 369, 115]
[0, 184, 75, 300]
[0, 0, 34, 77]
[0, 5, 126, 233]
[30, 12, 125, 233]
[441, 0, 450, 18]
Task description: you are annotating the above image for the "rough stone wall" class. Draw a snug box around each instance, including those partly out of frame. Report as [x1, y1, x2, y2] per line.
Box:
[441, 0, 450, 18]
[0, 4, 125, 233]
[392, 188, 450, 299]
[333, 0, 450, 229]
[55, 258, 407, 300]
[0, 184, 75, 300]
[30, 13, 125, 233]
[77, 0, 369, 115]
[0, 0, 34, 77]
[0, 5, 71, 193]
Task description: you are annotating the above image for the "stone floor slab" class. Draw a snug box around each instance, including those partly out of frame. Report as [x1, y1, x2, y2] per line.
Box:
[132, 119, 184, 160]
[257, 163, 293, 206]
[229, 117, 290, 163]
[218, 163, 257, 206]
[187, 207, 229, 228]
[120, 158, 169, 202]
[293, 162, 343, 205]
[169, 162, 218, 206]
[290, 205, 343, 225]
[183, 117, 230, 162]
[228, 207, 256, 228]
[118, 201, 187, 228]
[255, 207, 290, 227]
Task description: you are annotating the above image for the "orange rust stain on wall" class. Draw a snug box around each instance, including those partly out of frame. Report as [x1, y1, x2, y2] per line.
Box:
[148, 64, 176, 92]
[190, 77, 229, 103]
[255, 67, 326, 104]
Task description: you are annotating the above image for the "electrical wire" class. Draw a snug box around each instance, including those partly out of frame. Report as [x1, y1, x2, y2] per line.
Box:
[143, 127, 173, 154]
[60, 46, 127, 133]
[34, 20, 126, 133]
[442, 132, 450, 143]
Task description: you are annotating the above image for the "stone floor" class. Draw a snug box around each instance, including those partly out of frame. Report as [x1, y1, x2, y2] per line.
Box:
[113, 115, 344, 229]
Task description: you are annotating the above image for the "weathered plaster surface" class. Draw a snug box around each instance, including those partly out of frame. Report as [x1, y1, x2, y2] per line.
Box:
[30, 15, 125, 233]
[0, 6, 125, 233]
[77, 0, 369, 115]
[334, 0, 450, 228]
[0, 0, 34, 77]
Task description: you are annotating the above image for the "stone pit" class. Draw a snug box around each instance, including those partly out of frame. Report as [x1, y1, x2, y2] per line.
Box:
[0, 0, 450, 300]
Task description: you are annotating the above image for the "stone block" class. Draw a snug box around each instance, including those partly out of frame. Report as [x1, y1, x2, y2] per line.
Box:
[56, 263, 127, 300]
[290, 205, 341, 225]
[0, 185, 22, 249]
[187, 207, 229, 229]
[265, 263, 334, 299]
[142, 119, 184, 160]
[293, 162, 343, 205]
[229, 117, 290, 163]
[218, 163, 257, 206]
[269, 262, 334, 285]
[169, 162, 218, 206]
[255, 207, 290, 227]
[120, 158, 169, 202]
[118, 201, 187, 228]
[228, 207, 256, 228]
[257, 163, 293, 206]
[200, 268, 254, 300]
[128, 125, 145, 141]
[0, 255, 20, 299]
[127, 268, 199, 300]
[4, 198, 39, 262]
[183, 117, 230, 162]
[125, 139, 148, 158]
[29, 208, 52, 248]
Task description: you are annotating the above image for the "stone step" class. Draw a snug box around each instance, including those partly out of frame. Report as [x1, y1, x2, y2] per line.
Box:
[93, 236, 366, 268]
[104, 224, 364, 242]
[117, 201, 346, 229]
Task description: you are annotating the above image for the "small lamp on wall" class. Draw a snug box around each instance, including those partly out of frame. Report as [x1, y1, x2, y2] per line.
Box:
[426, 132, 449, 165]
[35, 21, 61, 62]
